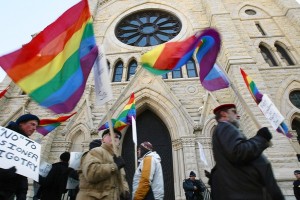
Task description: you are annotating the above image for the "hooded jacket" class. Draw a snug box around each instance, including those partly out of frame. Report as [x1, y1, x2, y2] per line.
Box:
[132, 151, 164, 200]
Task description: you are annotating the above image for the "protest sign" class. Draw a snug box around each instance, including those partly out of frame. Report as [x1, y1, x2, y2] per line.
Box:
[39, 160, 52, 177]
[66, 177, 79, 189]
[69, 152, 84, 170]
[0, 126, 41, 181]
[258, 94, 285, 130]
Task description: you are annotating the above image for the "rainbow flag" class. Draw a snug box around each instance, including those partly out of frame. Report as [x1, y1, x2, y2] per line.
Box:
[240, 68, 292, 138]
[36, 112, 76, 136]
[99, 92, 136, 131]
[0, 0, 98, 114]
[0, 86, 9, 98]
[141, 28, 229, 91]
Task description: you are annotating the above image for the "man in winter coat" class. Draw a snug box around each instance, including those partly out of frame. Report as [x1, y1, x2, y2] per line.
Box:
[40, 152, 72, 200]
[0, 113, 40, 200]
[211, 104, 284, 200]
[76, 129, 130, 200]
[132, 141, 164, 200]
[183, 171, 205, 200]
[293, 170, 300, 199]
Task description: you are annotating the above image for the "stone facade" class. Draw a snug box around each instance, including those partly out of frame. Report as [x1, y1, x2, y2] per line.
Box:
[1, 0, 300, 199]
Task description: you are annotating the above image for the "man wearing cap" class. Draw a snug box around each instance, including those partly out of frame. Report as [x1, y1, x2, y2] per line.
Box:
[40, 152, 72, 200]
[211, 104, 284, 200]
[76, 128, 130, 200]
[183, 171, 205, 200]
[132, 141, 164, 200]
[293, 170, 300, 199]
[0, 113, 40, 200]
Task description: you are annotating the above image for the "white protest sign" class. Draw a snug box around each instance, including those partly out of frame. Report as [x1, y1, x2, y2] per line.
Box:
[39, 160, 52, 177]
[258, 94, 284, 130]
[93, 46, 113, 105]
[66, 177, 79, 189]
[69, 152, 84, 170]
[0, 126, 41, 181]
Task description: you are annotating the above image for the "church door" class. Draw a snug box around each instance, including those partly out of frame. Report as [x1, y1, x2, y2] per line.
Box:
[122, 109, 175, 200]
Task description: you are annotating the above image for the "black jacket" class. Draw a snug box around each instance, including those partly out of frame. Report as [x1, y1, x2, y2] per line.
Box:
[294, 180, 300, 200]
[40, 161, 71, 200]
[0, 122, 29, 200]
[183, 178, 205, 200]
[211, 121, 284, 200]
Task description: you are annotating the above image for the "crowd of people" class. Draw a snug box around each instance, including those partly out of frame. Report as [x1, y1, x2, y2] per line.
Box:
[0, 104, 299, 200]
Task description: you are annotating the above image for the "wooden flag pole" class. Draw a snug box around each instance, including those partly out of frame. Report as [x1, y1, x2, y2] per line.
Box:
[105, 103, 118, 155]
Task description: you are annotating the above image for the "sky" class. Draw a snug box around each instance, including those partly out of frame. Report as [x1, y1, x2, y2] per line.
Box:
[0, 0, 299, 83]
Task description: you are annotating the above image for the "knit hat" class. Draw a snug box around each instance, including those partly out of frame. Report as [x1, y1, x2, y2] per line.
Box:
[140, 141, 153, 151]
[213, 104, 236, 115]
[60, 152, 70, 162]
[294, 170, 300, 175]
[190, 171, 196, 177]
[16, 114, 40, 125]
[89, 139, 102, 150]
[102, 129, 122, 139]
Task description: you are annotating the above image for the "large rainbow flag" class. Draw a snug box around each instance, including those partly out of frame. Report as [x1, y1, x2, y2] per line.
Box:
[240, 68, 292, 138]
[141, 28, 229, 91]
[99, 92, 136, 131]
[36, 112, 77, 136]
[0, 0, 98, 114]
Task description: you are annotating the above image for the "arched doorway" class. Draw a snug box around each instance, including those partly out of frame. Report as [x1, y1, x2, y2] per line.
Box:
[122, 109, 175, 199]
[292, 117, 300, 144]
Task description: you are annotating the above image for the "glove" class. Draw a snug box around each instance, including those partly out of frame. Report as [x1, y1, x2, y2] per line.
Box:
[113, 155, 125, 169]
[7, 166, 17, 174]
[257, 127, 272, 141]
[204, 170, 211, 179]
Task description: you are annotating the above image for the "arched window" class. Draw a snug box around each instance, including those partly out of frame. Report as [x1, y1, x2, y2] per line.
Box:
[161, 73, 168, 79]
[275, 43, 295, 66]
[259, 45, 278, 67]
[112, 61, 123, 82]
[186, 59, 197, 78]
[292, 117, 300, 144]
[172, 67, 182, 79]
[126, 60, 137, 81]
[290, 90, 300, 109]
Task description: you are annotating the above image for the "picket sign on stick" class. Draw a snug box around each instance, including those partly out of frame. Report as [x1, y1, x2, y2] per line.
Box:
[0, 126, 41, 181]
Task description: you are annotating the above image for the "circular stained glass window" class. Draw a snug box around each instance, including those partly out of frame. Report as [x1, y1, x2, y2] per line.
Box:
[290, 90, 300, 109]
[115, 10, 182, 47]
[245, 9, 256, 15]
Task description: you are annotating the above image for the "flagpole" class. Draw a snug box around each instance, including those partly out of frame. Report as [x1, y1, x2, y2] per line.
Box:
[105, 103, 118, 155]
[132, 116, 138, 170]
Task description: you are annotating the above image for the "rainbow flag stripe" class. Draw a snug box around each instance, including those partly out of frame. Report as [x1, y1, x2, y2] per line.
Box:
[240, 69, 263, 103]
[240, 68, 292, 138]
[99, 92, 136, 131]
[0, 0, 97, 114]
[36, 112, 76, 136]
[0, 86, 9, 98]
[141, 28, 229, 91]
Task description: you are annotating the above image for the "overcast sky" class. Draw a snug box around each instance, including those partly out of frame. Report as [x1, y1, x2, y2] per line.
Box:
[0, 0, 299, 83]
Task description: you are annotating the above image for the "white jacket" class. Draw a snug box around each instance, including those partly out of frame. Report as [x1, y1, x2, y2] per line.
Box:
[132, 151, 164, 200]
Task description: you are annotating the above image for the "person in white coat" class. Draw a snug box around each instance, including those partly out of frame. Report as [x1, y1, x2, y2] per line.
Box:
[132, 141, 164, 200]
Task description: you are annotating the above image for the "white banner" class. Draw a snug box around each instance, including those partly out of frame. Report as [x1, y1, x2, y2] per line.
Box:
[69, 152, 84, 170]
[39, 160, 52, 177]
[258, 94, 284, 130]
[93, 45, 113, 105]
[197, 142, 208, 166]
[0, 126, 41, 181]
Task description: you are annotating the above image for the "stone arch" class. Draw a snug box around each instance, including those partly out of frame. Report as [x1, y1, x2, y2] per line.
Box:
[65, 123, 91, 151]
[274, 41, 296, 65]
[259, 42, 279, 67]
[233, 2, 272, 19]
[275, 75, 300, 127]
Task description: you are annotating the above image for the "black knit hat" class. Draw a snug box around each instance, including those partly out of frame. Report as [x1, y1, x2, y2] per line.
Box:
[102, 129, 122, 139]
[89, 139, 102, 150]
[60, 152, 70, 162]
[294, 170, 300, 175]
[190, 171, 196, 177]
[16, 114, 40, 125]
